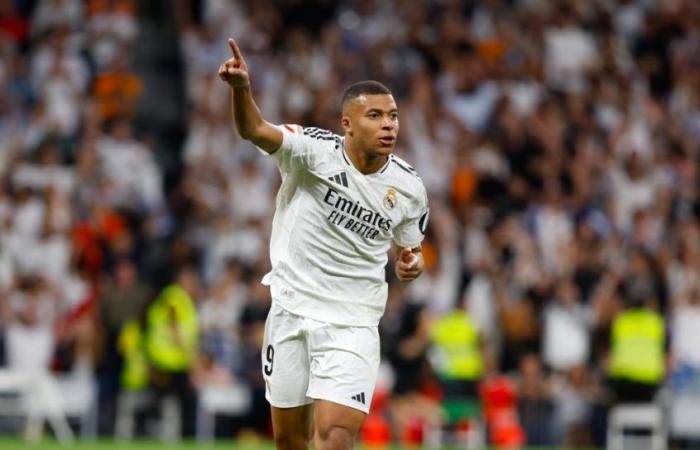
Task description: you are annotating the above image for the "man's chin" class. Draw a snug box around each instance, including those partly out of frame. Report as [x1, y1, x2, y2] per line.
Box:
[371, 145, 394, 156]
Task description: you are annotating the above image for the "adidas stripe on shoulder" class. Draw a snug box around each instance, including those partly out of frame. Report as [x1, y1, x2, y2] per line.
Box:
[390, 155, 420, 178]
[328, 171, 349, 187]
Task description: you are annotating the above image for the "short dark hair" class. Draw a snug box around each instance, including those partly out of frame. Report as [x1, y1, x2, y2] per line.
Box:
[341, 80, 392, 108]
[620, 275, 654, 308]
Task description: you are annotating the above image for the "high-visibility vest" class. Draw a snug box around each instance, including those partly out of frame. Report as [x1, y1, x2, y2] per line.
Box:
[609, 308, 665, 384]
[145, 284, 198, 372]
[118, 320, 148, 391]
[431, 310, 483, 380]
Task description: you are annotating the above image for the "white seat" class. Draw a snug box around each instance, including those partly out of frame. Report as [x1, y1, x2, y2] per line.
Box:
[0, 369, 75, 442]
[607, 403, 667, 450]
[115, 390, 184, 442]
[423, 416, 485, 449]
[56, 366, 98, 439]
[114, 390, 154, 440]
[196, 383, 251, 441]
[669, 394, 700, 439]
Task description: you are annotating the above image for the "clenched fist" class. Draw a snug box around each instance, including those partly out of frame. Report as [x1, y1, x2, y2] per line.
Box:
[395, 247, 424, 282]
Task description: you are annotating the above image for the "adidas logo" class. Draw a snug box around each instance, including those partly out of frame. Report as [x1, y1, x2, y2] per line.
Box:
[351, 392, 366, 405]
[328, 172, 348, 187]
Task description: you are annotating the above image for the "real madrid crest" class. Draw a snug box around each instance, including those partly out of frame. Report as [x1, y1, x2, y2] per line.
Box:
[383, 187, 397, 209]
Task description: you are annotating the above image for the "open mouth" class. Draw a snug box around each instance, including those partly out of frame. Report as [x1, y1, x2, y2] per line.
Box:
[379, 136, 395, 145]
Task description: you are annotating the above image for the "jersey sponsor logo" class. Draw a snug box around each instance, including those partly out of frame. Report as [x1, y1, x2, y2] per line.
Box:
[351, 392, 366, 405]
[328, 171, 349, 187]
[383, 187, 397, 209]
[323, 187, 393, 240]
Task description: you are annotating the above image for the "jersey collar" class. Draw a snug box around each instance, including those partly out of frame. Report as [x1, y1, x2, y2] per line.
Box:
[341, 138, 391, 176]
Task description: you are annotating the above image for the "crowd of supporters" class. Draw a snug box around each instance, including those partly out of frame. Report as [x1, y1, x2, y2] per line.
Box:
[0, 0, 699, 446]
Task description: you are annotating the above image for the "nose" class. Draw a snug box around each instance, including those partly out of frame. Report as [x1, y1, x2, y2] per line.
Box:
[381, 116, 394, 129]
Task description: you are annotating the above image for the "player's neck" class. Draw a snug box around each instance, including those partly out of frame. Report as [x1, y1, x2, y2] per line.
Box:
[344, 138, 389, 175]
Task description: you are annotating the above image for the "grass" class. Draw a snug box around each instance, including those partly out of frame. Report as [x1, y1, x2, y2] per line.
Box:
[0, 438, 605, 450]
[0, 438, 273, 450]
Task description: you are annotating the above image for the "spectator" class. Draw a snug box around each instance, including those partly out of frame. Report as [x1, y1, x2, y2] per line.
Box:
[238, 277, 272, 438]
[542, 279, 592, 372]
[387, 303, 440, 440]
[91, 48, 143, 122]
[96, 118, 163, 212]
[198, 259, 247, 373]
[553, 365, 600, 446]
[1, 0, 699, 443]
[4, 276, 58, 372]
[96, 257, 152, 432]
[670, 286, 700, 388]
[515, 353, 557, 446]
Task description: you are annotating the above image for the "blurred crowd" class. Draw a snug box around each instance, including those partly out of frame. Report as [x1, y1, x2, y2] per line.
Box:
[0, 0, 699, 446]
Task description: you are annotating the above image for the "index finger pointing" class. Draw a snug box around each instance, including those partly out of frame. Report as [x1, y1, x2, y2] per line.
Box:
[228, 38, 242, 59]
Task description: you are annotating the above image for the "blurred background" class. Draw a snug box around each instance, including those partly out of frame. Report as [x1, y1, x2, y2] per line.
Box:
[0, 0, 699, 448]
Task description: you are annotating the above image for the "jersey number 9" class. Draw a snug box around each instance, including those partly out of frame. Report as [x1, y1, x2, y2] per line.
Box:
[264, 344, 274, 375]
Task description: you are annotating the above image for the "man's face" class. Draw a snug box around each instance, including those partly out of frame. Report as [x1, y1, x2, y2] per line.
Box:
[342, 94, 399, 157]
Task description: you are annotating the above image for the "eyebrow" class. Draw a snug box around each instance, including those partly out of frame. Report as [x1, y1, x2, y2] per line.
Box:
[366, 108, 398, 114]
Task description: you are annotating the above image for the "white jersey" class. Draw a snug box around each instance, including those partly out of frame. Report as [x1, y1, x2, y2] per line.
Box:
[259, 125, 429, 327]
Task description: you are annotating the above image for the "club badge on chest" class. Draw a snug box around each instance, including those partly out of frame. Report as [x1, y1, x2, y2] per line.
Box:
[383, 187, 397, 210]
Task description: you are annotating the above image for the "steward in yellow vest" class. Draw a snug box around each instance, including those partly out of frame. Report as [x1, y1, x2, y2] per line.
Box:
[609, 308, 665, 384]
[145, 282, 199, 373]
[607, 276, 665, 403]
[431, 308, 485, 398]
[144, 267, 200, 437]
[118, 319, 149, 391]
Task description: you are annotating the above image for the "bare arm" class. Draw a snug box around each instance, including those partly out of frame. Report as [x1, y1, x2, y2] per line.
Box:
[218, 38, 282, 154]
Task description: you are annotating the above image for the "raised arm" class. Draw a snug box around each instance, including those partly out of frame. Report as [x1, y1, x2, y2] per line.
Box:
[218, 38, 282, 154]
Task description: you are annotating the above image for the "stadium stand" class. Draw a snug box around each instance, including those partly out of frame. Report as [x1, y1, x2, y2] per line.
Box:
[0, 0, 699, 447]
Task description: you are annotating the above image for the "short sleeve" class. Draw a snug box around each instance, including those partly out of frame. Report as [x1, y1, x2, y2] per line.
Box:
[259, 124, 326, 173]
[393, 187, 429, 249]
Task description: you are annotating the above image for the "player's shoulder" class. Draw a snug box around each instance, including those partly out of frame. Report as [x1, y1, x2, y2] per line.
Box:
[385, 154, 426, 199]
[300, 126, 342, 142]
[282, 124, 342, 152]
[281, 124, 341, 138]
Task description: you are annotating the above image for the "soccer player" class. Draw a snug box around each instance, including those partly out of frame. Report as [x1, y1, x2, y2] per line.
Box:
[219, 38, 429, 450]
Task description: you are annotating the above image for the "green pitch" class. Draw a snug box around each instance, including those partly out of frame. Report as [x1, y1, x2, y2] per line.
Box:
[0, 439, 602, 450]
[0, 439, 273, 450]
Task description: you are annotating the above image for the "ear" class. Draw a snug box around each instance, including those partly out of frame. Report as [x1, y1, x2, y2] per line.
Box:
[341, 115, 352, 135]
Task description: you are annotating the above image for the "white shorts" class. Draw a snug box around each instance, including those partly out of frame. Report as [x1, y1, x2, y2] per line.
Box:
[262, 302, 380, 414]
